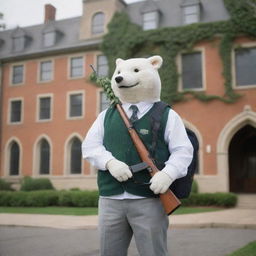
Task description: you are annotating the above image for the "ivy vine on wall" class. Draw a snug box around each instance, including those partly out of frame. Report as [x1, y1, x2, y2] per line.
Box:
[101, 0, 256, 104]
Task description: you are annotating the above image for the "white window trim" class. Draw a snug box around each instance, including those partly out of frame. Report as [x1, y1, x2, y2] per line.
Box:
[32, 134, 53, 177]
[182, 4, 200, 25]
[66, 90, 85, 120]
[177, 47, 206, 92]
[91, 12, 105, 36]
[36, 93, 54, 122]
[37, 58, 54, 83]
[97, 88, 110, 115]
[68, 55, 85, 80]
[64, 133, 84, 176]
[8, 97, 24, 125]
[4, 137, 23, 178]
[232, 42, 256, 90]
[10, 62, 25, 86]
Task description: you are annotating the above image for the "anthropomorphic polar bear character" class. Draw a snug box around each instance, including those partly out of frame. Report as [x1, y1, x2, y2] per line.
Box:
[82, 56, 193, 256]
[111, 56, 162, 103]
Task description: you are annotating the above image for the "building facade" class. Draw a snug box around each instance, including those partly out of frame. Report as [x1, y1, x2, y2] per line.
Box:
[0, 0, 255, 193]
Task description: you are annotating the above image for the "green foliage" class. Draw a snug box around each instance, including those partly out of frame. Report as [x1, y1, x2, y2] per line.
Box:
[101, 0, 256, 104]
[90, 71, 119, 105]
[181, 192, 237, 207]
[226, 241, 256, 256]
[0, 178, 14, 191]
[191, 180, 199, 194]
[0, 190, 99, 207]
[20, 176, 55, 191]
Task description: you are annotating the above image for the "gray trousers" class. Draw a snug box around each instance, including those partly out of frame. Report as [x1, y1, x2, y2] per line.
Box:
[98, 197, 169, 256]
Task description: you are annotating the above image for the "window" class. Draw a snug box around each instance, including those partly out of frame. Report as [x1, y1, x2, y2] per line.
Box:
[12, 65, 24, 85]
[100, 91, 110, 112]
[181, 52, 203, 90]
[40, 61, 52, 82]
[39, 139, 50, 175]
[143, 12, 158, 30]
[39, 97, 51, 120]
[10, 100, 22, 123]
[9, 141, 20, 176]
[43, 32, 56, 47]
[235, 47, 256, 87]
[92, 12, 105, 35]
[69, 93, 83, 118]
[70, 57, 83, 78]
[97, 55, 108, 77]
[70, 138, 82, 174]
[13, 36, 25, 52]
[183, 5, 200, 25]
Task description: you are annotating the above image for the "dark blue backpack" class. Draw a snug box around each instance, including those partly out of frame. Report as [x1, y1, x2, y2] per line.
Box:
[149, 101, 199, 199]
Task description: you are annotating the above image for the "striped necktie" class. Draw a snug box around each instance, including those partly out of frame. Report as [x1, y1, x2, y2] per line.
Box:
[129, 105, 139, 123]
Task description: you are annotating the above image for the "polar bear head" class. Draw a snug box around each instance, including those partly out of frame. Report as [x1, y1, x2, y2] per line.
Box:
[111, 56, 163, 103]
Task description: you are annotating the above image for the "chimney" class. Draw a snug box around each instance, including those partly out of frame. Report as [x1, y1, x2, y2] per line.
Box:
[44, 4, 56, 24]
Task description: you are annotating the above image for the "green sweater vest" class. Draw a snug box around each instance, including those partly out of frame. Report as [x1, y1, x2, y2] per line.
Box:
[97, 103, 170, 197]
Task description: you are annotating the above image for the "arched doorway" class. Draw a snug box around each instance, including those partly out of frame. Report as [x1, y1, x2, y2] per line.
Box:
[229, 125, 256, 193]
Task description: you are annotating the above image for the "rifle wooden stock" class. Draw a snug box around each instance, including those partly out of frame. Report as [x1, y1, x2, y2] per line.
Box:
[116, 104, 181, 215]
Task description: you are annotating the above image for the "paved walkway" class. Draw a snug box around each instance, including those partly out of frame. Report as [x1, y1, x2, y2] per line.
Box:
[0, 208, 255, 230]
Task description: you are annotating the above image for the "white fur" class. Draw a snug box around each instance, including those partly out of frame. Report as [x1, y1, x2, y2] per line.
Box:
[111, 56, 163, 103]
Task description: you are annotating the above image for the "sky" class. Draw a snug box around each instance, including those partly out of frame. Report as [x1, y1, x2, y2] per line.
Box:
[0, 0, 142, 29]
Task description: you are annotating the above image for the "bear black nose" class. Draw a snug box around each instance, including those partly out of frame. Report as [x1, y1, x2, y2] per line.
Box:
[115, 76, 123, 83]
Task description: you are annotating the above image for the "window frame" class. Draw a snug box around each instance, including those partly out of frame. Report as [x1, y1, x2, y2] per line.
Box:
[142, 11, 159, 31]
[36, 94, 53, 122]
[97, 55, 109, 77]
[4, 137, 23, 178]
[10, 63, 25, 86]
[182, 4, 200, 25]
[232, 42, 256, 89]
[177, 47, 206, 92]
[91, 12, 105, 35]
[38, 59, 54, 83]
[68, 55, 85, 79]
[66, 90, 85, 120]
[8, 98, 24, 125]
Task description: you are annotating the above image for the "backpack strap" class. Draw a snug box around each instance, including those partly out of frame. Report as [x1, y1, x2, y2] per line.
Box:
[149, 101, 170, 158]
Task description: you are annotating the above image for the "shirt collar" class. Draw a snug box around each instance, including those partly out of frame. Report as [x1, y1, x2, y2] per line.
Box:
[122, 101, 154, 114]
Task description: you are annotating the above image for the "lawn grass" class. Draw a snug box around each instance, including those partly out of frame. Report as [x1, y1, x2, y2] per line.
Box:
[226, 241, 256, 256]
[0, 206, 223, 216]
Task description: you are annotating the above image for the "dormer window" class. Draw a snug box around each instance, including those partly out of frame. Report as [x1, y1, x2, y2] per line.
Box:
[92, 12, 105, 35]
[12, 28, 29, 52]
[13, 36, 25, 52]
[181, 1, 201, 25]
[143, 11, 159, 30]
[43, 31, 56, 47]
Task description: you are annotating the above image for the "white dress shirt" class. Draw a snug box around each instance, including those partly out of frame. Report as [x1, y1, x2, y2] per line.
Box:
[82, 101, 193, 199]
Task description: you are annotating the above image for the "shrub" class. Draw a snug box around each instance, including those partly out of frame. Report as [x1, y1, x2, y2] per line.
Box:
[0, 179, 14, 191]
[191, 180, 198, 194]
[25, 190, 59, 207]
[20, 176, 55, 191]
[58, 191, 75, 206]
[181, 192, 237, 207]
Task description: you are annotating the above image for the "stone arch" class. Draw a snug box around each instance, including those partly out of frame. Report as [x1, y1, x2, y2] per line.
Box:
[64, 133, 83, 175]
[217, 105, 256, 192]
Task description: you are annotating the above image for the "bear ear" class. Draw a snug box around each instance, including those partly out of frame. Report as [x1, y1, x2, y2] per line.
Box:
[148, 56, 163, 69]
[116, 58, 124, 66]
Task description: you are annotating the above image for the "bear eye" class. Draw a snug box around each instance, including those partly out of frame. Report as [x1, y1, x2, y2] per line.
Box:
[117, 71, 121, 74]
[134, 68, 139, 72]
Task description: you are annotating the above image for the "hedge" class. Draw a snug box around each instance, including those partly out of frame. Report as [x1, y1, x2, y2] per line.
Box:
[0, 190, 237, 208]
[20, 176, 55, 191]
[0, 179, 14, 191]
[181, 192, 237, 207]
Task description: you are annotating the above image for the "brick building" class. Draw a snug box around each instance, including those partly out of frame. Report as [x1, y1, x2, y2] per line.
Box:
[0, 0, 255, 193]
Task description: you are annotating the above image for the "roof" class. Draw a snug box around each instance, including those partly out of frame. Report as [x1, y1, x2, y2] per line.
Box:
[0, 17, 101, 62]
